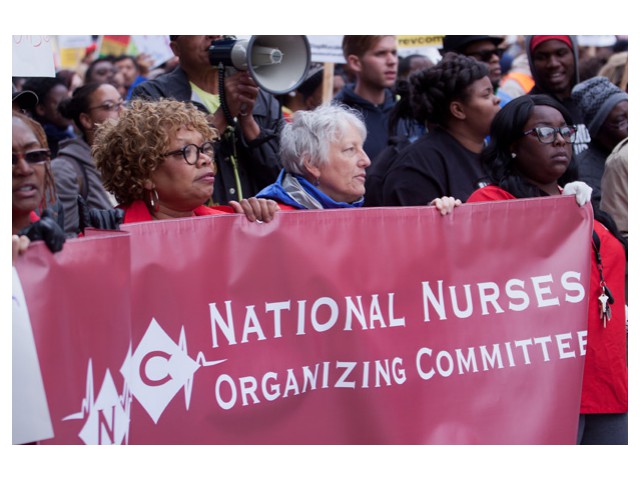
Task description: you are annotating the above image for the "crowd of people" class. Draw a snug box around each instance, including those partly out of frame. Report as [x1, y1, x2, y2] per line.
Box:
[11, 35, 628, 445]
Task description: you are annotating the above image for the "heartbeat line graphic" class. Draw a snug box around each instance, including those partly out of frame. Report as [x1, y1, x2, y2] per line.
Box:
[64, 319, 230, 441]
[178, 326, 226, 406]
[62, 360, 131, 421]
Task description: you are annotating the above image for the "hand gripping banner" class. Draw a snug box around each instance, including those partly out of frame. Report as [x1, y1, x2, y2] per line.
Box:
[14, 196, 593, 444]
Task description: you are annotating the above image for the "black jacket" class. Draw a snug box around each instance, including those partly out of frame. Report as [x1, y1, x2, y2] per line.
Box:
[131, 66, 284, 204]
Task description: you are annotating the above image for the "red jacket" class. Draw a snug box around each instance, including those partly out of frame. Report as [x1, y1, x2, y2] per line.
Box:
[468, 185, 627, 414]
[119, 200, 233, 224]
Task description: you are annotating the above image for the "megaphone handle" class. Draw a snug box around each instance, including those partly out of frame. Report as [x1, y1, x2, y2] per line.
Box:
[218, 64, 236, 127]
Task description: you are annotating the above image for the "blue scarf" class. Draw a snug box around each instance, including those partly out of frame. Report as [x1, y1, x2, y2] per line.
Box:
[257, 170, 364, 210]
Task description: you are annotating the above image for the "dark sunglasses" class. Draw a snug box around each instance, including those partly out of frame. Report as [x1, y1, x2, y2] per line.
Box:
[468, 48, 504, 63]
[12, 149, 51, 166]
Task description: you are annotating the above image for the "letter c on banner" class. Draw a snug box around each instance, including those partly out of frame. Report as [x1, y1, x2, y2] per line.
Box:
[416, 347, 435, 380]
[140, 350, 173, 387]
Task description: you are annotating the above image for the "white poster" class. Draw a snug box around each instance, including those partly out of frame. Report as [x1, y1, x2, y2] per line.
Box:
[12, 35, 56, 77]
[12, 267, 54, 444]
[130, 35, 175, 69]
[307, 35, 344, 64]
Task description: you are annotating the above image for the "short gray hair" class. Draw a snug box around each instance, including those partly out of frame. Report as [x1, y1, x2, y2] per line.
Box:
[280, 104, 367, 175]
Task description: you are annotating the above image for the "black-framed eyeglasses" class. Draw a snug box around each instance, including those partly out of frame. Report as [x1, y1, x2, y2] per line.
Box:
[467, 48, 504, 63]
[89, 99, 125, 112]
[522, 125, 577, 144]
[12, 149, 51, 166]
[163, 141, 217, 166]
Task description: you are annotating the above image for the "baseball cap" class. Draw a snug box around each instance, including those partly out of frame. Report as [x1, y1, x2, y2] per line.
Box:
[12, 83, 38, 111]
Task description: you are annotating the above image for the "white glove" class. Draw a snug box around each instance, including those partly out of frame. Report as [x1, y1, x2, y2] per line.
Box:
[429, 196, 462, 215]
[562, 181, 592, 206]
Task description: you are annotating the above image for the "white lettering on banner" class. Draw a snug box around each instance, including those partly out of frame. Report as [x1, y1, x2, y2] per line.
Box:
[209, 292, 406, 348]
[415, 330, 588, 381]
[64, 313, 590, 438]
[422, 271, 586, 321]
[214, 357, 407, 410]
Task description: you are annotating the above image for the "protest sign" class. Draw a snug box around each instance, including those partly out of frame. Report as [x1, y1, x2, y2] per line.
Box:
[14, 197, 592, 444]
[12, 35, 56, 77]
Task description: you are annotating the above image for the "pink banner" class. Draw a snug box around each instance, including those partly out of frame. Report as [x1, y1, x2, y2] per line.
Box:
[14, 196, 593, 444]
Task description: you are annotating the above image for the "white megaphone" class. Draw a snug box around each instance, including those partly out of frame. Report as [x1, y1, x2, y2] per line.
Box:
[209, 35, 311, 95]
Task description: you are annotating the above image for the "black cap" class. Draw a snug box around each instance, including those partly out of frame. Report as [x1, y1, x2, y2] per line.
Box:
[440, 35, 503, 55]
[297, 63, 324, 100]
[12, 83, 38, 110]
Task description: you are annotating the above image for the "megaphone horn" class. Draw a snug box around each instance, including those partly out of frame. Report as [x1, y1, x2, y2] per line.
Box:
[209, 35, 311, 95]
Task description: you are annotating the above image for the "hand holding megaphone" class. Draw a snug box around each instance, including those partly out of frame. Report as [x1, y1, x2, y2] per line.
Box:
[223, 71, 259, 119]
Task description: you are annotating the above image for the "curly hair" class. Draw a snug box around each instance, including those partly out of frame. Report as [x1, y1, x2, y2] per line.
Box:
[93, 98, 218, 205]
[12, 111, 57, 209]
[410, 52, 488, 126]
[479, 94, 578, 198]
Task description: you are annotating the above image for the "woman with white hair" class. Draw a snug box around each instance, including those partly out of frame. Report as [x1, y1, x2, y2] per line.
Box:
[257, 104, 459, 213]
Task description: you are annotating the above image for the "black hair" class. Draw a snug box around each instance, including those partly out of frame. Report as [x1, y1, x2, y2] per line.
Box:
[480, 94, 578, 197]
[57, 82, 104, 135]
[388, 78, 415, 137]
[410, 52, 488, 126]
[21, 77, 67, 115]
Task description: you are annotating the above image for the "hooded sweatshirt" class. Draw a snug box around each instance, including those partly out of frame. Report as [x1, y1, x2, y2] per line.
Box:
[524, 35, 591, 155]
[333, 83, 396, 162]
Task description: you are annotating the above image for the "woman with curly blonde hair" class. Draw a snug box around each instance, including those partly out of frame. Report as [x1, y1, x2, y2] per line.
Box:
[93, 98, 278, 223]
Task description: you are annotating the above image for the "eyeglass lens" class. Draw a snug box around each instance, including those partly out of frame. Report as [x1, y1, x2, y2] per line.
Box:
[536, 127, 575, 143]
[181, 142, 215, 164]
[12, 149, 50, 166]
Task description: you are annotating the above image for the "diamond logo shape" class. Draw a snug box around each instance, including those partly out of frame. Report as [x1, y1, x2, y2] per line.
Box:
[121, 318, 199, 423]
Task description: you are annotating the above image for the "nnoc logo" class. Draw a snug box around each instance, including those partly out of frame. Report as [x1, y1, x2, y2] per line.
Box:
[63, 318, 225, 444]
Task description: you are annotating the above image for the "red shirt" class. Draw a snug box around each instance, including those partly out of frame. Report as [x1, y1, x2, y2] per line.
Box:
[468, 185, 627, 414]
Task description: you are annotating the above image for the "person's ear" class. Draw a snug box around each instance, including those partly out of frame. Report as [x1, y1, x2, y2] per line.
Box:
[509, 141, 521, 159]
[169, 39, 180, 57]
[79, 112, 93, 132]
[347, 54, 362, 74]
[143, 178, 155, 190]
[449, 100, 466, 120]
[303, 156, 321, 180]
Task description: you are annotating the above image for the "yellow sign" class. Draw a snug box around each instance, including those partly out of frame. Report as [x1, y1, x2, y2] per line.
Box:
[397, 35, 445, 48]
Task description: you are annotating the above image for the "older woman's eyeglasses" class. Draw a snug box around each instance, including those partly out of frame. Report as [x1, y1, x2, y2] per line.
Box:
[12, 149, 51, 166]
[522, 125, 577, 144]
[163, 141, 216, 166]
[89, 100, 125, 112]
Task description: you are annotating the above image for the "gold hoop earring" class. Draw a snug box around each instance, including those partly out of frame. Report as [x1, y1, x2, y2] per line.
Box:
[146, 188, 160, 213]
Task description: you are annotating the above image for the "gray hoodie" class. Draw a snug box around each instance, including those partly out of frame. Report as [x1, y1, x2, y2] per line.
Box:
[51, 137, 115, 237]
